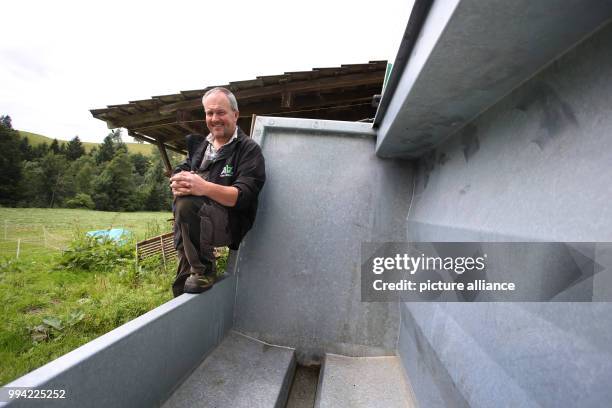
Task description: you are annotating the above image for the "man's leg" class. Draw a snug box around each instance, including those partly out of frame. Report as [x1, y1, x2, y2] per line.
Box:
[172, 196, 232, 296]
[173, 196, 209, 296]
[172, 254, 191, 297]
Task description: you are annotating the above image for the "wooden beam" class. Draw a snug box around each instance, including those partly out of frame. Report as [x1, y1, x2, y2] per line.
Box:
[239, 72, 384, 99]
[105, 85, 380, 130]
[159, 71, 385, 114]
[151, 125, 172, 138]
[129, 131, 185, 155]
[281, 92, 293, 108]
[238, 95, 374, 117]
[131, 126, 184, 145]
[178, 123, 200, 135]
[124, 95, 374, 141]
[169, 123, 192, 138]
[131, 118, 180, 132]
[177, 110, 204, 134]
[269, 102, 373, 116]
[128, 130, 155, 143]
[106, 109, 172, 128]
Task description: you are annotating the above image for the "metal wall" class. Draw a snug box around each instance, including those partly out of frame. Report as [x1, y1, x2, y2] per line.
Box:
[375, 0, 612, 158]
[398, 22, 612, 408]
[233, 117, 413, 364]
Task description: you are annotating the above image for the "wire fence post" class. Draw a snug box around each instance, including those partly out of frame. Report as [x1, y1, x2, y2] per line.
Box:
[16, 238, 21, 259]
[135, 242, 139, 270]
[160, 235, 166, 267]
[4, 220, 7, 240]
[43, 226, 47, 248]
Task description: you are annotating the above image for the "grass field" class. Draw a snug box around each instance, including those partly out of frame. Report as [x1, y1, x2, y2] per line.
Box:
[0, 208, 173, 255]
[0, 208, 176, 385]
[17, 130, 157, 156]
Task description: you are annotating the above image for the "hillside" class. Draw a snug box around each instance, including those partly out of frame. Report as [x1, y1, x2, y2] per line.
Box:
[17, 130, 156, 156]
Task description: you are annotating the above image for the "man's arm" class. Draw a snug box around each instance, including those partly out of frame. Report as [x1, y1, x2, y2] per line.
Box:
[172, 134, 206, 175]
[231, 142, 266, 211]
[170, 171, 239, 207]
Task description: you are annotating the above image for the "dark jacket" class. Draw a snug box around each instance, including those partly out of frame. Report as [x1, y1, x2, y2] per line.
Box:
[174, 127, 266, 249]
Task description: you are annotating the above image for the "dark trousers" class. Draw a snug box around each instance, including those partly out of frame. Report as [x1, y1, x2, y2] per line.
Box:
[172, 196, 232, 297]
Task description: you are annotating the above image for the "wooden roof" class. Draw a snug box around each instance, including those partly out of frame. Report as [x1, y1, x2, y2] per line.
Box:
[90, 61, 387, 153]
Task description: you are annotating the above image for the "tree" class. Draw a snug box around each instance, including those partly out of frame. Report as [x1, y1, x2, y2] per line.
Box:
[92, 150, 137, 211]
[18, 136, 34, 161]
[18, 152, 69, 207]
[50, 138, 61, 154]
[140, 155, 172, 211]
[70, 155, 96, 195]
[0, 115, 12, 129]
[39, 152, 70, 207]
[19, 161, 46, 207]
[66, 136, 85, 161]
[32, 142, 49, 159]
[96, 134, 116, 164]
[0, 117, 22, 205]
[130, 153, 150, 179]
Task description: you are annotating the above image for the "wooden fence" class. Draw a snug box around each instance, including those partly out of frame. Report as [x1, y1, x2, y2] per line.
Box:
[135, 232, 176, 266]
[136, 231, 225, 268]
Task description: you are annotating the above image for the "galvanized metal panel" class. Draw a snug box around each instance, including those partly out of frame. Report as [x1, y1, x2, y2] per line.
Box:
[163, 331, 296, 408]
[398, 21, 612, 408]
[376, 0, 612, 158]
[234, 117, 413, 364]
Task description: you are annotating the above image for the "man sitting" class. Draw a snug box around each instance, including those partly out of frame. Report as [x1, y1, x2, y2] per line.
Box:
[170, 87, 266, 296]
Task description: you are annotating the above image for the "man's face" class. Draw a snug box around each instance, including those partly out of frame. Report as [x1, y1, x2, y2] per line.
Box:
[203, 92, 239, 140]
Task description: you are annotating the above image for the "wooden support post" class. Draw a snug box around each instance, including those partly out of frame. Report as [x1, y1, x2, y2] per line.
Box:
[16, 239, 21, 259]
[250, 114, 257, 137]
[156, 139, 173, 176]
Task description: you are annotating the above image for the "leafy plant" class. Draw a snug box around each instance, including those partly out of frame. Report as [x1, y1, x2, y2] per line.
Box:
[215, 247, 230, 277]
[42, 316, 63, 331]
[59, 234, 135, 272]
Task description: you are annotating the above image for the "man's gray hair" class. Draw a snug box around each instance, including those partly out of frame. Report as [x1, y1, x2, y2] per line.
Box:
[202, 87, 239, 112]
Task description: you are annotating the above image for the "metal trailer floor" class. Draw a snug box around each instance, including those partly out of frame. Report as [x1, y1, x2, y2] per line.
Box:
[162, 331, 415, 408]
[163, 331, 296, 408]
[315, 354, 415, 408]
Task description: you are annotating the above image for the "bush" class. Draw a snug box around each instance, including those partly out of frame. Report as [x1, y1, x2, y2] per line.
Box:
[59, 234, 134, 272]
[65, 193, 95, 209]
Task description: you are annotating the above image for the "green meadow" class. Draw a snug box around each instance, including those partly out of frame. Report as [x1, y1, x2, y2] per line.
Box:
[0, 208, 175, 384]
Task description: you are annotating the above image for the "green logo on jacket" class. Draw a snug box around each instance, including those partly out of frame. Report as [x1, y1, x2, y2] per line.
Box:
[221, 164, 234, 177]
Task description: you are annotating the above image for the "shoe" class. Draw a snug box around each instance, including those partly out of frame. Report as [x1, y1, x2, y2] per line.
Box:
[183, 273, 215, 293]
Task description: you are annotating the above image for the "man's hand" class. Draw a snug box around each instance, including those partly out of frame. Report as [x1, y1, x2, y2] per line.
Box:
[170, 171, 239, 207]
[170, 171, 207, 197]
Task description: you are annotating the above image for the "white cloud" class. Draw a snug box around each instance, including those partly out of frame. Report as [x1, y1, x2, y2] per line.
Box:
[1, 0, 413, 142]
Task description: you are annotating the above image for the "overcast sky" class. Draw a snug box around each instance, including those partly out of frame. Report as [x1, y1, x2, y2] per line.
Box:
[0, 0, 413, 143]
